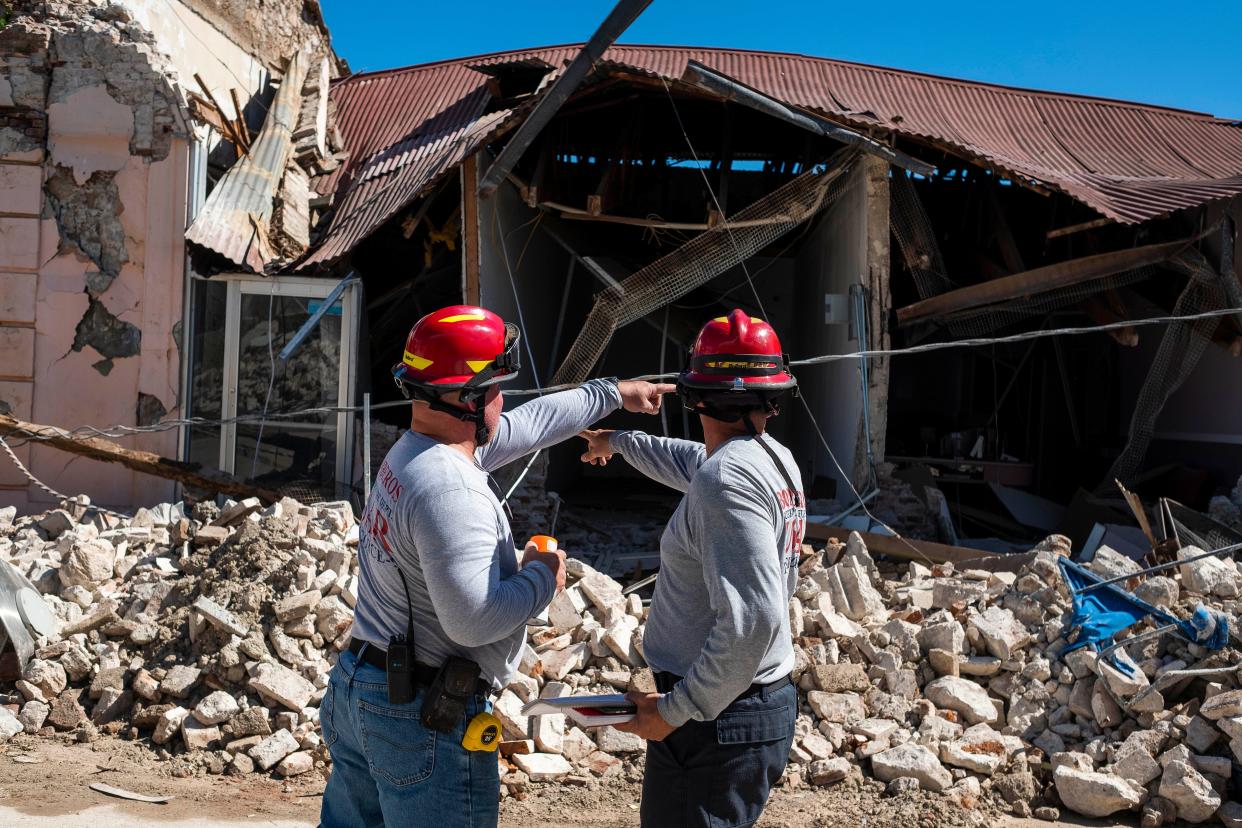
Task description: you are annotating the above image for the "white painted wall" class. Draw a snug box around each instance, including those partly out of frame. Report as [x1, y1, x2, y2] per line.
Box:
[121, 0, 268, 125]
[792, 163, 870, 500]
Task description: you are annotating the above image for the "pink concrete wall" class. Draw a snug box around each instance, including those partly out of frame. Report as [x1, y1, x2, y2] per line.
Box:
[1, 110, 188, 514]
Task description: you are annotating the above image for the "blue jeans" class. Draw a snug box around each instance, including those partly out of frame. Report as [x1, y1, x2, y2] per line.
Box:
[641, 679, 796, 828]
[319, 647, 499, 828]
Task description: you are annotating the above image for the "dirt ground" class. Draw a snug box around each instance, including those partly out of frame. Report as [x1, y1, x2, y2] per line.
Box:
[0, 735, 1133, 827]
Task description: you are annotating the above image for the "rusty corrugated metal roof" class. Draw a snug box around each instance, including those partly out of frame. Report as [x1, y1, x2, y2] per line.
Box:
[301, 43, 1242, 269]
[187, 51, 309, 272]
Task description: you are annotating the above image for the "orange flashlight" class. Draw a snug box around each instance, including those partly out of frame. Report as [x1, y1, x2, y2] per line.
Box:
[528, 535, 558, 553]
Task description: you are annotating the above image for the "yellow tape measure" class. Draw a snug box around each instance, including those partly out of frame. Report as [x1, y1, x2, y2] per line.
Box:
[462, 711, 502, 752]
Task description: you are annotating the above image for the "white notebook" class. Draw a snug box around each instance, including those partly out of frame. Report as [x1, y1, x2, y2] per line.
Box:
[521, 694, 637, 728]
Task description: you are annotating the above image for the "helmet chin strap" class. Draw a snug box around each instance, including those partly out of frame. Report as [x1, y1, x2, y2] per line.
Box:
[399, 381, 493, 445]
[679, 387, 782, 426]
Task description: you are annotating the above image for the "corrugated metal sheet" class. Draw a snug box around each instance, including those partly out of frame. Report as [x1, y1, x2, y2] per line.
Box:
[301, 44, 1242, 269]
[187, 51, 309, 272]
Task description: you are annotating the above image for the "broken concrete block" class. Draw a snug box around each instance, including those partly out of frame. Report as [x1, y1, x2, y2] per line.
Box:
[494, 689, 529, 741]
[181, 716, 222, 751]
[547, 586, 586, 631]
[940, 741, 1001, 775]
[194, 690, 240, 725]
[193, 525, 231, 547]
[1085, 545, 1141, 580]
[1199, 688, 1242, 720]
[58, 538, 116, 588]
[924, 676, 999, 725]
[808, 756, 852, 786]
[918, 619, 965, 655]
[578, 572, 624, 613]
[229, 707, 271, 738]
[959, 655, 1002, 677]
[512, 752, 572, 782]
[561, 727, 596, 763]
[969, 605, 1030, 660]
[871, 743, 952, 792]
[48, 690, 87, 731]
[931, 580, 987, 609]
[807, 691, 865, 724]
[152, 705, 188, 744]
[1178, 546, 1237, 597]
[159, 665, 201, 699]
[274, 589, 321, 622]
[1133, 576, 1178, 608]
[824, 556, 886, 622]
[91, 687, 132, 724]
[18, 700, 49, 734]
[38, 510, 75, 540]
[1053, 764, 1144, 817]
[192, 595, 249, 637]
[0, 707, 23, 743]
[1158, 759, 1221, 823]
[249, 662, 315, 712]
[276, 750, 314, 777]
[533, 713, 565, 755]
[212, 497, 262, 527]
[811, 663, 870, 693]
[541, 642, 587, 681]
[249, 729, 299, 770]
[1112, 743, 1162, 786]
[596, 726, 644, 753]
[22, 659, 67, 697]
[1091, 681, 1124, 728]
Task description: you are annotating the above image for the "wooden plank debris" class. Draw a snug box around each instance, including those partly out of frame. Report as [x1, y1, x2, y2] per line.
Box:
[804, 524, 994, 565]
[896, 236, 1195, 325]
[0, 414, 278, 503]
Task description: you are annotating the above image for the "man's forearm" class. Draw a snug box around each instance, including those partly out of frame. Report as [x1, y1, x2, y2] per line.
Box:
[611, 431, 704, 492]
[479, 379, 622, 470]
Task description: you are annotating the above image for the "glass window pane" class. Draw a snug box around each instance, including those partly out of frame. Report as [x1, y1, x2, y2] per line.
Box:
[237, 293, 341, 415]
[235, 291, 344, 500]
[186, 279, 227, 471]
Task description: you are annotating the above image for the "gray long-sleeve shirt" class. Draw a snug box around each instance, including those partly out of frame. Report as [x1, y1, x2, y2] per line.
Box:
[610, 430, 805, 727]
[352, 379, 622, 688]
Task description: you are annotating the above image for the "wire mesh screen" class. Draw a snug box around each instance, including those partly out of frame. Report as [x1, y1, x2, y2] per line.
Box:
[1166, 499, 1242, 553]
[551, 150, 862, 385]
[1109, 249, 1242, 484]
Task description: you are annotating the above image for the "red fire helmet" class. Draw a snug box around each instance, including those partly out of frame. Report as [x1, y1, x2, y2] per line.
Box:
[678, 309, 796, 392]
[391, 305, 520, 393]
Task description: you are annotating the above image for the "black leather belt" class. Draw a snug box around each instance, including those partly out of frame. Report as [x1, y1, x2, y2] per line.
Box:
[654, 670, 793, 699]
[348, 638, 490, 697]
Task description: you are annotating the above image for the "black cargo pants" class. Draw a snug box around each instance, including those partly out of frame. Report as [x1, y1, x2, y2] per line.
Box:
[640, 673, 796, 828]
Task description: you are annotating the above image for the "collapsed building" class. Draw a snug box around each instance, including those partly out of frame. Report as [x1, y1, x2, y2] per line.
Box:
[2, 15, 1242, 561]
[198, 42, 1242, 558]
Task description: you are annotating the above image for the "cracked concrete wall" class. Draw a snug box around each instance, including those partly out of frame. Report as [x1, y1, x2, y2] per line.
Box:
[0, 0, 330, 513]
[0, 3, 189, 513]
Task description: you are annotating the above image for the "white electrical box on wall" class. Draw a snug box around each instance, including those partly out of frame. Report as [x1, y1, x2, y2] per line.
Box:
[824, 293, 849, 324]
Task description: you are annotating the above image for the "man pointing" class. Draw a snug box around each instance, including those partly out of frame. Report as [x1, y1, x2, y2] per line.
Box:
[580, 309, 805, 828]
[320, 305, 671, 827]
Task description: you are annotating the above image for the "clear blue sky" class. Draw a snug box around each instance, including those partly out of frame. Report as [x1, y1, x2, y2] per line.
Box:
[322, 1, 1241, 119]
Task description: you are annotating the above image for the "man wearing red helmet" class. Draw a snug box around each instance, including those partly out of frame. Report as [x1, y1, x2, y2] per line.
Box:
[580, 309, 805, 828]
[319, 305, 672, 828]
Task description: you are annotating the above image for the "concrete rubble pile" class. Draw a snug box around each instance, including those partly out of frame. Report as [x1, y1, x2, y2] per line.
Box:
[4, 487, 1242, 825]
[0, 495, 357, 780]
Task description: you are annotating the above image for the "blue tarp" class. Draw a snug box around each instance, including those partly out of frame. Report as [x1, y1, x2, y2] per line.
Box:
[1058, 558, 1229, 674]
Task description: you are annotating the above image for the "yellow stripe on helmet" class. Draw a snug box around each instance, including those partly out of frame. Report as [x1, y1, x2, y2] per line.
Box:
[403, 352, 433, 370]
[465, 359, 492, 373]
[439, 311, 487, 323]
